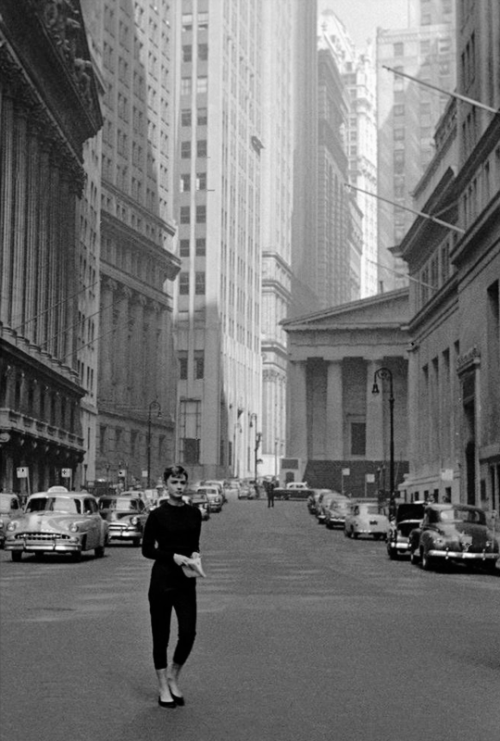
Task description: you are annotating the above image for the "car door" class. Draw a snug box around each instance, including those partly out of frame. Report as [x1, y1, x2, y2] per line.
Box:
[83, 498, 100, 549]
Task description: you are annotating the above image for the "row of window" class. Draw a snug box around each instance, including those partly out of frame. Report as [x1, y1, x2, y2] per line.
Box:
[180, 173, 206, 191]
[180, 238, 206, 257]
[179, 272, 205, 295]
[183, 44, 208, 63]
[181, 76, 208, 96]
[180, 205, 206, 224]
[182, 108, 207, 127]
[178, 354, 204, 380]
[181, 140, 207, 158]
[182, 12, 208, 33]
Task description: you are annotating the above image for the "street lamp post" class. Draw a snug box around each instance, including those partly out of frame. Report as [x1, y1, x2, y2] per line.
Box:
[372, 367, 395, 516]
[147, 401, 162, 489]
[249, 414, 261, 481]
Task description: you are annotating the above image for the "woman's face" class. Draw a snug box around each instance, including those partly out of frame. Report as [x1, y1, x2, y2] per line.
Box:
[166, 474, 188, 500]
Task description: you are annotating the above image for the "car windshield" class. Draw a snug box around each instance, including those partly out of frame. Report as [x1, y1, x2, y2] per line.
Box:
[99, 498, 139, 512]
[364, 505, 380, 515]
[26, 497, 81, 514]
[439, 508, 486, 525]
[397, 504, 425, 522]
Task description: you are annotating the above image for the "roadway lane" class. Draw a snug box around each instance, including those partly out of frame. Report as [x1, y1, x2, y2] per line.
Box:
[0, 496, 499, 741]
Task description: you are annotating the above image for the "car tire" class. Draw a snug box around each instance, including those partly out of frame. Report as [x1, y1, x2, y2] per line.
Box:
[352, 531, 359, 539]
[325, 522, 332, 530]
[95, 544, 105, 558]
[410, 548, 420, 565]
[71, 551, 82, 562]
[11, 551, 22, 562]
[132, 537, 141, 547]
[421, 549, 434, 571]
[388, 547, 398, 560]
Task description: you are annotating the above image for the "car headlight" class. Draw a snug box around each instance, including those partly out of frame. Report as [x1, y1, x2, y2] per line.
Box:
[70, 523, 80, 533]
[7, 521, 18, 531]
[131, 516, 139, 525]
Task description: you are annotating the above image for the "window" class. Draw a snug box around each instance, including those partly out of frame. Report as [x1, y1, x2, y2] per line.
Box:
[179, 356, 188, 379]
[198, 11, 208, 30]
[181, 77, 192, 96]
[179, 273, 190, 295]
[394, 104, 405, 117]
[195, 353, 204, 379]
[182, 13, 193, 32]
[197, 108, 207, 125]
[197, 76, 208, 94]
[180, 174, 191, 192]
[195, 272, 206, 294]
[198, 43, 208, 61]
[181, 109, 192, 126]
[181, 141, 191, 159]
[179, 399, 201, 464]
[183, 45, 192, 62]
[197, 172, 207, 190]
[197, 140, 207, 157]
[180, 239, 190, 257]
[351, 422, 366, 456]
[180, 206, 190, 224]
[196, 205, 206, 223]
[196, 238, 206, 256]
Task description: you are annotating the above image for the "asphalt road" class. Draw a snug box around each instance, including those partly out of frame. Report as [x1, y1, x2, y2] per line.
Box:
[1, 496, 499, 741]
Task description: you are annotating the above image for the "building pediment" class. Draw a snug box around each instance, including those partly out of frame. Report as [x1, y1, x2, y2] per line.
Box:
[282, 288, 410, 333]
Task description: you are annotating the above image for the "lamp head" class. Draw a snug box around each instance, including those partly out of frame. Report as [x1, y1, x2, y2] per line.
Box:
[372, 382, 380, 395]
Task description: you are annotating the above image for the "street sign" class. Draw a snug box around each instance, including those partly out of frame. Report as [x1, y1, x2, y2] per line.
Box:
[365, 473, 375, 483]
[342, 468, 350, 476]
[61, 468, 72, 478]
[440, 468, 454, 481]
[142, 470, 148, 478]
[16, 467, 29, 478]
[118, 469, 126, 477]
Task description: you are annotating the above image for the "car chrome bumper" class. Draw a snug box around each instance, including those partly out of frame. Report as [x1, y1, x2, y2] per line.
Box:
[5, 537, 82, 553]
[108, 528, 140, 540]
[428, 549, 499, 560]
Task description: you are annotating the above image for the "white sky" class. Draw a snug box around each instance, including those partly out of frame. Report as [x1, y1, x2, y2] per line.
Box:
[319, 0, 410, 48]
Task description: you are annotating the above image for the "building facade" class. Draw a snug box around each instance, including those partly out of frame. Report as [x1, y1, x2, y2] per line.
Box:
[399, 1, 500, 512]
[0, 0, 102, 493]
[282, 290, 410, 497]
[96, 0, 180, 489]
[376, 0, 456, 291]
[175, 0, 263, 480]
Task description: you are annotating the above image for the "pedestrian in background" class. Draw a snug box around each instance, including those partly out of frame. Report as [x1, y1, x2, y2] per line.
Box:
[142, 464, 203, 708]
[267, 479, 275, 508]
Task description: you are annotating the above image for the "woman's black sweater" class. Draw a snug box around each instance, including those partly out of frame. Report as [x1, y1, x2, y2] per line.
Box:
[142, 502, 202, 591]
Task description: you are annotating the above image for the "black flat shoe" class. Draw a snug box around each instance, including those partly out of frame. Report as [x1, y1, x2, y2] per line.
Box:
[167, 681, 185, 706]
[158, 696, 176, 709]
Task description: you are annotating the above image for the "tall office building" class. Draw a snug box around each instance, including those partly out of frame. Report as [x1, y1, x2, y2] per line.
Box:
[377, 0, 456, 291]
[318, 4, 378, 299]
[176, 1, 263, 480]
[96, 0, 180, 488]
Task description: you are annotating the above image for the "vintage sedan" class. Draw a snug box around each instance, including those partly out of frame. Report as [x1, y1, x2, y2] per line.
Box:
[344, 501, 389, 540]
[316, 491, 344, 524]
[157, 492, 210, 521]
[4, 487, 108, 561]
[386, 501, 425, 559]
[409, 503, 500, 571]
[195, 486, 223, 512]
[0, 493, 22, 548]
[98, 493, 148, 546]
[324, 497, 351, 530]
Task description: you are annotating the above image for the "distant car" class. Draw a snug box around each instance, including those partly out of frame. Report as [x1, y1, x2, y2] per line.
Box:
[237, 482, 251, 500]
[325, 497, 351, 530]
[196, 486, 223, 512]
[0, 493, 22, 548]
[224, 478, 240, 497]
[316, 491, 344, 524]
[409, 503, 500, 571]
[203, 480, 227, 503]
[4, 487, 108, 561]
[276, 482, 312, 500]
[344, 501, 389, 540]
[386, 501, 425, 559]
[98, 494, 148, 546]
[157, 493, 210, 520]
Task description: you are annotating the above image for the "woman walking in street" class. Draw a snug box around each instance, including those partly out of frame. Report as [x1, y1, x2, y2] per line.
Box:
[142, 464, 203, 708]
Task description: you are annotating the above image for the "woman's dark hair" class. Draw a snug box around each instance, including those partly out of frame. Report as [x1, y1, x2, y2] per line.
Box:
[163, 465, 189, 482]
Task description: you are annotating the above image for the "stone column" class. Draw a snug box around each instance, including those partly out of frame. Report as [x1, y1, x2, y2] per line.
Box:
[12, 110, 28, 330]
[131, 295, 145, 408]
[35, 139, 52, 345]
[287, 361, 308, 461]
[365, 360, 384, 459]
[326, 361, 344, 459]
[99, 279, 115, 401]
[24, 120, 40, 343]
[0, 96, 14, 324]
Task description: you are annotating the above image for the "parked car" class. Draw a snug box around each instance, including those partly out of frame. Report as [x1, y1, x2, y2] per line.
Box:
[307, 489, 326, 515]
[98, 493, 149, 546]
[224, 478, 240, 497]
[316, 491, 344, 524]
[409, 503, 500, 571]
[344, 501, 389, 540]
[195, 486, 223, 512]
[203, 480, 227, 503]
[325, 497, 351, 530]
[275, 482, 312, 500]
[4, 487, 108, 561]
[189, 491, 211, 520]
[386, 501, 426, 559]
[0, 493, 22, 548]
[237, 481, 252, 499]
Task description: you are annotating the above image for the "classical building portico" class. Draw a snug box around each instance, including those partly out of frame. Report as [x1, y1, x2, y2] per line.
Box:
[282, 289, 410, 497]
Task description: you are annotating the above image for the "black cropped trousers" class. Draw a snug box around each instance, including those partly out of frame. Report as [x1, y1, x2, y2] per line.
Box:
[148, 582, 197, 670]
